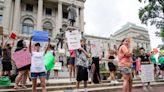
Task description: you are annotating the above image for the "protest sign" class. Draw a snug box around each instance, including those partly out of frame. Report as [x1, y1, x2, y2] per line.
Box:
[0, 26, 3, 35]
[141, 64, 154, 82]
[66, 30, 81, 50]
[32, 30, 48, 42]
[53, 62, 62, 70]
[44, 51, 55, 71]
[90, 40, 102, 57]
[12, 49, 31, 69]
[9, 32, 16, 40]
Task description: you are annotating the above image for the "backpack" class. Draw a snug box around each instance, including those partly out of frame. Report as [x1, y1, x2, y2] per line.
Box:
[0, 76, 11, 86]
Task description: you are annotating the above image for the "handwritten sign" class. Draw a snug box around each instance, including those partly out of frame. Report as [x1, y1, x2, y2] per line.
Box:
[66, 30, 81, 50]
[12, 49, 31, 69]
[32, 30, 48, 42]
[141, 64, 154, 82]
[90, 40, 102, 57]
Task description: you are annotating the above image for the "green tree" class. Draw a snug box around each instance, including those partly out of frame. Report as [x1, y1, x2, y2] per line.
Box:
[138, 0, 164, 42]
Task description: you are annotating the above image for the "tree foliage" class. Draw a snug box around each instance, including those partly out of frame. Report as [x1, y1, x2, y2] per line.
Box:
[138, 0, 164, 39]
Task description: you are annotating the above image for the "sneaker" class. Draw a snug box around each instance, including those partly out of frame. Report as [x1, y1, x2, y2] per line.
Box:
[148, 86, 153, 90]
[143, 86, 148, 91]
[114, 80, 119, 84]
[111, 80, 115, 84]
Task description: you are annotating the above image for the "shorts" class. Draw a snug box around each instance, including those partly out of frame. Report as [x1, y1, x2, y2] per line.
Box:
[69, 57, 75, 65]
[30, 72, 46, 79]
[119, 66, 132, 74]
[76, 65, 88, 81]
[159, 64, 164, 70]
[108, 62, 116, 71]
[2, 62, 12, 71]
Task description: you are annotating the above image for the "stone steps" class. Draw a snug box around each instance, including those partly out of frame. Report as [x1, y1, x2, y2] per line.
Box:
[0, 79, 164, 92]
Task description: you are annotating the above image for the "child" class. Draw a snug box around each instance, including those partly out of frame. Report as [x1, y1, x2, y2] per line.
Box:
[29, 37, 50, 92]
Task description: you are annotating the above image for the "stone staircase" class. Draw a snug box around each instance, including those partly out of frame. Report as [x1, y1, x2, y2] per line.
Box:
[0, 78, 164, 92]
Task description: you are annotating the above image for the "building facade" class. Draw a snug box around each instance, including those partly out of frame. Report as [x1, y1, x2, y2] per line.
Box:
[85, 23, 151, 57]
[1, 0, 85, 40]
[111, 22, 151, 52]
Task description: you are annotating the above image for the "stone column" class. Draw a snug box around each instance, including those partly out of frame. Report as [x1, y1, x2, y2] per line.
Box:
[57, 1, 62, 32]
[3, 0, 12, 35]
[12, 0, 21, 34]
[37, 0, 43, 30]
[76, 7, 79, 27]
[80, 7, 84, 32]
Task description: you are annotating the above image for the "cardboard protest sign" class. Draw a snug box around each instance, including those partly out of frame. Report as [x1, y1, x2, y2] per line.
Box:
[66, 30, 81, 50]
[0, 26, 3, 35]
[90, 40, 101, 57]
[141, 64, 154, 82]
[32, 30, 48, 42]
[12, 49, 31, 69]
[44, 51, 55, 71]
[9, 32, 16, 40]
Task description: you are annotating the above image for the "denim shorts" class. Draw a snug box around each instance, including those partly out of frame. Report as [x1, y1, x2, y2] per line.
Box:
[119, 67, 132, 74]
[31, 72, 46, 79]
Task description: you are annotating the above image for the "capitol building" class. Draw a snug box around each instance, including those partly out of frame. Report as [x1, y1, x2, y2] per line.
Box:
[0, 0, 151, 56]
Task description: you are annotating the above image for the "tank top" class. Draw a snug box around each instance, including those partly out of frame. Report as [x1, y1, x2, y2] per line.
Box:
[139, 54, 150, 64]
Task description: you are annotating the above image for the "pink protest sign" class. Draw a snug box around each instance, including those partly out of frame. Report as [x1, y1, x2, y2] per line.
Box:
[12, 49, 31, 69]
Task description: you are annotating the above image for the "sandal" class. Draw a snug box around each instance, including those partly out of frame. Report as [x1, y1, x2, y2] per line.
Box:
[21, 85, 27, 89]
[13, 85, 22, 89]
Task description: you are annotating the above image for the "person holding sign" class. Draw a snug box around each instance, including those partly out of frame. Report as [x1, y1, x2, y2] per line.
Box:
[138, 47, 153, 91]
[13, 40, 30, 89]
[29, 37, 50, 92]
[76, 39, 90, 92]
[2, 36, 14, 77]
[118, 38, 132, 92]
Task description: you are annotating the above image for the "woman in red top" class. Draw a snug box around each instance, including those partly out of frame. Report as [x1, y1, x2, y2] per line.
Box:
[118, 38, 132, 92]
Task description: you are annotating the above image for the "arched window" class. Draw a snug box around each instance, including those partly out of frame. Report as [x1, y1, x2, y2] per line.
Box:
[22, 19, 34, 34]
[43, 22, 53, 37]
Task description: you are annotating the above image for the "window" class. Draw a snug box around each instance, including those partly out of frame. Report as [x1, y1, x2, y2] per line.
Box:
[43, 22, 53, 37]
[45, 8, 52, 16]
[22, 19, 34, 34]
[26, 4, 33, 12]
[0, 15, 3, 24]
[63, 11, 68, 19]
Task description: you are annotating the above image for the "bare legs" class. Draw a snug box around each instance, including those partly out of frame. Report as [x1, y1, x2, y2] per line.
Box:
[69, 64, 76, 81]
[32, 77, 46, 92]
[14, 70, 28, 88]
[122, 74, 132, 92]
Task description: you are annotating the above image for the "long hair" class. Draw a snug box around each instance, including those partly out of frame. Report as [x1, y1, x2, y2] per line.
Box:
[17, 40, 24, 49]
[118, 38, 128, 50]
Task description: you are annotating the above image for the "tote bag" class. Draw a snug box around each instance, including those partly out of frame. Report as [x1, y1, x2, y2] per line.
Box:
[53, 62, 62, 70]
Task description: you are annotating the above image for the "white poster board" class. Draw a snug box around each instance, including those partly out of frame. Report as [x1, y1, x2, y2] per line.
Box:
[90, 40, 102, 57]
[66, 30, 81, 50]
[141, 64, 154, 82]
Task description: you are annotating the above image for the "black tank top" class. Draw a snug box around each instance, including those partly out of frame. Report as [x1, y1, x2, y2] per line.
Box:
[109, 56, 115, 59]
[139, 54, 150, 64]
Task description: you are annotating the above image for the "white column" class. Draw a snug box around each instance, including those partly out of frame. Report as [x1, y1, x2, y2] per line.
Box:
[12, 0, 21, 34]
[76, 7, 79, 27]
[3, 0, 12, 35]
[57, 1, 63, 32]
[80, 7, 84, 32]
[37, 0, 43, 30]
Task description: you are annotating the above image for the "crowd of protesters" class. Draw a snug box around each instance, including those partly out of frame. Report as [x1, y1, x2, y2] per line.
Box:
[0, 34, 163, 92]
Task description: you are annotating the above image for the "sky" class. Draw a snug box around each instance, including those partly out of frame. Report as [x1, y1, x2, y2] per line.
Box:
[84, 0, 163, 49]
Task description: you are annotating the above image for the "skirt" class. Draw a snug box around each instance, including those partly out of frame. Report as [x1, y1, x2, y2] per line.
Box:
[108, 62, 116, 71]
